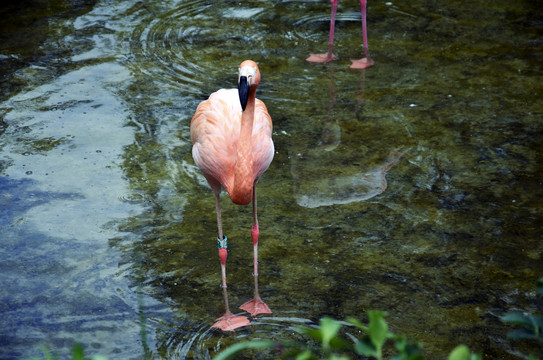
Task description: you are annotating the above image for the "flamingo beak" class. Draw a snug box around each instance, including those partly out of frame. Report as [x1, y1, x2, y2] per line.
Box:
[238, 75, 250, 111]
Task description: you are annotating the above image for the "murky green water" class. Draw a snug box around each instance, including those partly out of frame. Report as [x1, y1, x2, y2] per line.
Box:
[1, 0, 542, 359]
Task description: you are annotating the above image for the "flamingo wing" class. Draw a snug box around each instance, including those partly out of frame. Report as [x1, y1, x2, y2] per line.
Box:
[191, 89, 274, 189]
[252, 99, 274, 180]
[191, 89, 241, 191]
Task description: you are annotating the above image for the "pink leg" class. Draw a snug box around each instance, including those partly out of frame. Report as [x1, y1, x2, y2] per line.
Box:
[350, 0, 374, 69]
[240, 185, 272, 316]
[211, 191, 250, 331]
[306, 0, 338, 63]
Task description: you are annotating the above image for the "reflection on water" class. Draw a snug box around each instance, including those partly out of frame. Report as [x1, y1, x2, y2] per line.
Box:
[290, 63, 409, 208]
[293, 147, 407, 208]
[1, 0, 542, 359]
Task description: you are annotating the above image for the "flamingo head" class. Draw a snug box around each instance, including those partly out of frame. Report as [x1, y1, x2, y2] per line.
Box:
[238, 60, 260, 111]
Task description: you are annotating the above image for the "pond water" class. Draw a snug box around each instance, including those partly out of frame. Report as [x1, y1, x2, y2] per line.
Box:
[1, 0, 542, 359]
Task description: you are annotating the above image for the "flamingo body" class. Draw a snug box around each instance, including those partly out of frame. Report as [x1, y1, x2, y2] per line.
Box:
[191, 89, 274, 205]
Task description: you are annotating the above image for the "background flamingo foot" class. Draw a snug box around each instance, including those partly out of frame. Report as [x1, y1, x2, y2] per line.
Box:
[350, 57, 374, 69]
[240, 298, 272, 316]
[212, 314, 251, 331]
[306, 52, 337, 63]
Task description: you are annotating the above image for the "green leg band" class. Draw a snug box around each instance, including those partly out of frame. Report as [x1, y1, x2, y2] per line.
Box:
[217, 235, 227, 249]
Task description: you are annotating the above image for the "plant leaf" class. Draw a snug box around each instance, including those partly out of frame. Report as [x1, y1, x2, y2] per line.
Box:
[448, 345, 470, 360]
[72, 344, 84, 360]
[536, 278, 543, 296]
[367, 310, 389, 350]
[320, 317, 342, 349]
[346, 317, 368, 333]
[394, 336, 424, 360]
[507, 328, 538, 340]
[295, 349, 314, 360]
[296, 326, 324, 342]
[213, 340, 276, 360]
[533, 315, 543, 330]
[328, 355, 350, 360]
[37, 345, 57, 360]
[354, 336, 377, 356]
[329, 335, 352, 350]
[501, 312, 534, 327]
[283, 348, 315, 360]
[394, 335, 408, 353]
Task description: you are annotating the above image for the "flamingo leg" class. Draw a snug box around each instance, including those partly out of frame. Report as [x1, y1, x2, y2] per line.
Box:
[211, 191, 251, 331]
[350, 0, 375, 69]
[306, 0, 338, 63]
[240, 184, 272, 316]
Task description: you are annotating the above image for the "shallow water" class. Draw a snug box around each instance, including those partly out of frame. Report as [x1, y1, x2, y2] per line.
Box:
[1, 0, 542, 359]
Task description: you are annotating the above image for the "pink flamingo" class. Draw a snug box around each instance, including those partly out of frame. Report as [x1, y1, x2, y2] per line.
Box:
[191, 60, 274, 331]
[307, 0, 374, 69]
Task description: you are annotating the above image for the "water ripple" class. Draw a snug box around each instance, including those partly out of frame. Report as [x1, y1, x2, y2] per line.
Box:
[162, 315, 317, 359]
[128, 0, 341, 97]
[130, 0, 212, 96]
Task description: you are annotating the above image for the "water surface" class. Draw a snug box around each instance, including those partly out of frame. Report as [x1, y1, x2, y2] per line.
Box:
[1, 0, 542, 359]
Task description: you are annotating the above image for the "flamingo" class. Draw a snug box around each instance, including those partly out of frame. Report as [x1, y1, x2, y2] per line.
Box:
[307, 0, 374, 69]
[190, 60, 274, 331]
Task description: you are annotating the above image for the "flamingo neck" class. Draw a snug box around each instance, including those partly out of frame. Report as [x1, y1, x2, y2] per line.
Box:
[231, 90, 256, 205]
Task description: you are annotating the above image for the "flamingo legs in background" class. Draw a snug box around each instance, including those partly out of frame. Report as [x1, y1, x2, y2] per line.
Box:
[190, 60, 274, 331]
[307, 0, 374, 69]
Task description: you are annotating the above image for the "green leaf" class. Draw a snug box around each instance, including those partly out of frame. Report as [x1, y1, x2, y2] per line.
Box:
[354, 336, 377, 356]
[367, 311, 389, 350]
[213, 340, 276, 360]
[295, 349, 314, 360]
[320, 317, 342, 349]
[536, 278, 543, 296]
[534, 315, 543, 328]
[507, 328, 538, 340]
[283, 348, 315, 360]
[72, 344, 84, 360]
[501, 312, 534, 328]
[295, 326, 324, 342]
[329, 336, 352, 351]
[37, 345, 57, 360]
[327, 355, 349, 360]
[448, 345, 470, 360]
[346, 317, 369, 333]
[394, 335, 408, 353]
[394, 335, 424, 360]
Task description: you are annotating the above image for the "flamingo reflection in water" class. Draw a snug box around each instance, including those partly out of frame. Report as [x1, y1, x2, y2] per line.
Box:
[191, 60, 273, 331]
[292, 63, 407, 209]
[307, 0, 374, 69]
